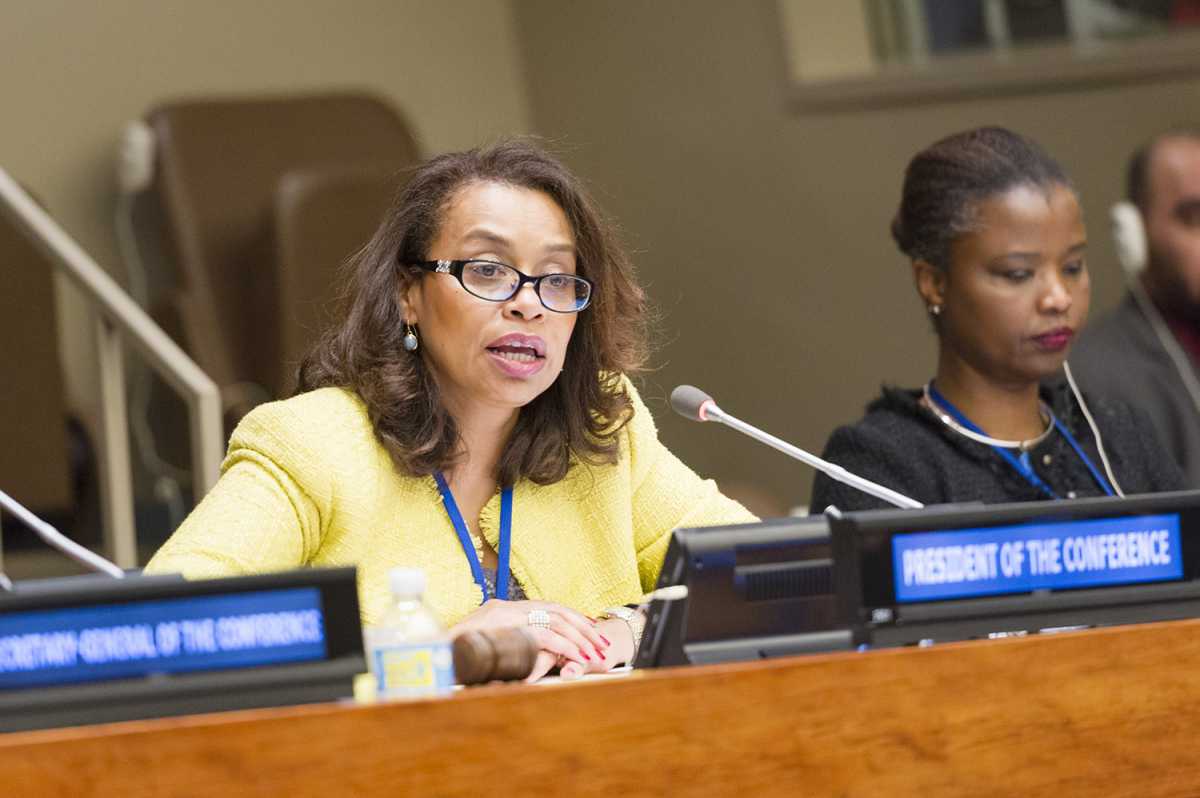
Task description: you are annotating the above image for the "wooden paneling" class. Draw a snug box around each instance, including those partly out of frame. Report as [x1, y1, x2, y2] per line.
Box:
[5, 619, 1200, 797]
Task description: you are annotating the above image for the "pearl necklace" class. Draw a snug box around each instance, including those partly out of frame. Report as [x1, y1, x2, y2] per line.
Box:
[922, 383, 1056, 452]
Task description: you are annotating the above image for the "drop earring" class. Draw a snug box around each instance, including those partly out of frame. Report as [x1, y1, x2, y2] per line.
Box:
[402, 323, 419, 352]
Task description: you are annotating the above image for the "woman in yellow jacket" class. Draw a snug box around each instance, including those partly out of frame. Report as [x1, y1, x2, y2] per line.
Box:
[146, 139, 754, 680]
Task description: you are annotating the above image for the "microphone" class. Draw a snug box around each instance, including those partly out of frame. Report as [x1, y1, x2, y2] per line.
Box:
[0, 488, 126, 580]
[669, 385, 923, 510]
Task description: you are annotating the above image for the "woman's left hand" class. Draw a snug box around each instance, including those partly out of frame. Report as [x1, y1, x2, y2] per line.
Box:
[527, 616, 636, 682]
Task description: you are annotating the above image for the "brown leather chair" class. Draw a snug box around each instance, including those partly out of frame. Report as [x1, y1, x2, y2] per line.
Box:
[272, 164, 402, 394]
[142, 91, 418, 407]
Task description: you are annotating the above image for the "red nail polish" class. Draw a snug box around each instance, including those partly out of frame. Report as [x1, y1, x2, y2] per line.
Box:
[581, 651, 592, 661]
[600, 635, 611, 646]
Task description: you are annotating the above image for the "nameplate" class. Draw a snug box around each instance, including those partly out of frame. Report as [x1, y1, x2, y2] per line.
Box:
[0, 586, 332, 690]
[892, 513, 1183, 603]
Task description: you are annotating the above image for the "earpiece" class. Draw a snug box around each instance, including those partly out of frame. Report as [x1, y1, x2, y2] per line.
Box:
[1110, 200, 1147, 277]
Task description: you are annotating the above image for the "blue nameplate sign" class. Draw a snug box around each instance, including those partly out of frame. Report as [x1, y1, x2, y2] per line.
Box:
[0, 587, 327, 690]
[892, 513, 1183, 603]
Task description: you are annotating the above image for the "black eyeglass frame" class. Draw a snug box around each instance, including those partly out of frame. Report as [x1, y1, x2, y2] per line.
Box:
[406, 259, 594, 313]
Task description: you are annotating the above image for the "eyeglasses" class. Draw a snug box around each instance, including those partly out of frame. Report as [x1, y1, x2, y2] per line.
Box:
[409, 259, 593, 313]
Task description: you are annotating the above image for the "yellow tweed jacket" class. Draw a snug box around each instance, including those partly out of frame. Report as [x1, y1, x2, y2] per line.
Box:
[145, 382, 755, 627]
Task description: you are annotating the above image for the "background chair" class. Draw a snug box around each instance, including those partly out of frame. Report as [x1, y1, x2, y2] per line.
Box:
[140, 91, 418, 404]
[117, 92, 418, 524]
[272, 164, 402, 394]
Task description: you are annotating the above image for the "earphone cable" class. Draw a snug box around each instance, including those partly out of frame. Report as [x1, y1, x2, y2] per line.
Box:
[1063, 360, 1125, 498]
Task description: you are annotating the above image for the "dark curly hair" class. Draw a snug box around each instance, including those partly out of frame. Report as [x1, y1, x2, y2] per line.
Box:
[891, 126, 1073, 270]
[297, 138, 650, 486]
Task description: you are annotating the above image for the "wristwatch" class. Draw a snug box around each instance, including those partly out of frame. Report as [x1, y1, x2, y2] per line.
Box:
[600, 606, 645, 658]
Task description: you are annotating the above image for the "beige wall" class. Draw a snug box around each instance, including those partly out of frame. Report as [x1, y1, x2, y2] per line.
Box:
[0, 0, 531, 434]
[513, 0, 1200, 510]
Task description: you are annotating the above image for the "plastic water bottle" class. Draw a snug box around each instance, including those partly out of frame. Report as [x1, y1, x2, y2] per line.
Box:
[364, 568, 455, 699]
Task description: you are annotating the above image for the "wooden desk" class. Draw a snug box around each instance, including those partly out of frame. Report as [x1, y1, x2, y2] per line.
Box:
[4, 619, 1200, 797]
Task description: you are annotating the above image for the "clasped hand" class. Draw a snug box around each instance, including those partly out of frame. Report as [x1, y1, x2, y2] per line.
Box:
[451, 599, 632, 682]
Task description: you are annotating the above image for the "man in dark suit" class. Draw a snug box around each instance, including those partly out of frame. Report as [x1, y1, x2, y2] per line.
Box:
[1072, 131, 1200, 486]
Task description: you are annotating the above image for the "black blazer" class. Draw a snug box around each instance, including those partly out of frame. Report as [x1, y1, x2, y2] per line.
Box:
[810, 380, 1185, 513]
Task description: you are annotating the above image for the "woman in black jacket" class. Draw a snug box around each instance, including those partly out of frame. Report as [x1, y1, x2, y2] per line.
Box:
[812, 127, 1184, 512]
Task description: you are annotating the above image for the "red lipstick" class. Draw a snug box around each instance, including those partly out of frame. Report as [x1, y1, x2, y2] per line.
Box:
[1032, 327, 1074, 352]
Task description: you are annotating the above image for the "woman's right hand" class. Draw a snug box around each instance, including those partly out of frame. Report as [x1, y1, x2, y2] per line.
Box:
[449, 599, 611, 680]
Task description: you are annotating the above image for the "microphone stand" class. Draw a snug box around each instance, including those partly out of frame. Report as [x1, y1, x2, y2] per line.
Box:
[0, 488, 126, 579]
[699, 401, 923, 510]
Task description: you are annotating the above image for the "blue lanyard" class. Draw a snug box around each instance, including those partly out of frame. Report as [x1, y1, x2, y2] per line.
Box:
[927, 384, 1114, 500]
[433, 472, 513, 603]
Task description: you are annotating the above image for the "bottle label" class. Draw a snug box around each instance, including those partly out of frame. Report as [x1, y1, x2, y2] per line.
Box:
[371, 640, 455, 698]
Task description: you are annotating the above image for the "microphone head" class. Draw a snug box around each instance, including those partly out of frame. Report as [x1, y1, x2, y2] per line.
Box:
[670, 384, 716, 422]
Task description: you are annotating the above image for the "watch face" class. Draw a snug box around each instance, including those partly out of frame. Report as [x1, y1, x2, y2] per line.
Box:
[605, 607, 645, 641]
[609, 607, 641, 625]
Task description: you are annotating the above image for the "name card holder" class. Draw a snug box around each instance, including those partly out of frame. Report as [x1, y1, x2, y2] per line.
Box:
[831, 491, 1200, 649]
[0, 567, 363, 732]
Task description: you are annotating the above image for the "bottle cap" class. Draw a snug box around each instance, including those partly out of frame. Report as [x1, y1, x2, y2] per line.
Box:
[388, 567, 426, 598]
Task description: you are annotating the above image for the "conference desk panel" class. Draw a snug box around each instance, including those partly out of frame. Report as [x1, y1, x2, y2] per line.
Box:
[4, 619, 1200, 797]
